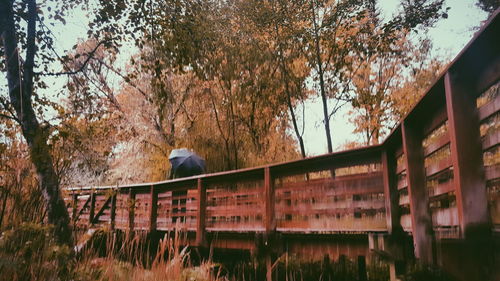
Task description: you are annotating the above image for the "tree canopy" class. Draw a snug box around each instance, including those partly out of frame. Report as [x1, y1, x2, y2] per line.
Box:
[2, 0, 489, 245]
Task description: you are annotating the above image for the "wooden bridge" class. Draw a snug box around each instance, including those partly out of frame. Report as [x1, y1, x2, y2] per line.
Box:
[65, 12, 500, 281]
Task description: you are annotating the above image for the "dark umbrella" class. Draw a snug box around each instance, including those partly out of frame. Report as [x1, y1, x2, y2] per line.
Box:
[168, 148, 205, 179]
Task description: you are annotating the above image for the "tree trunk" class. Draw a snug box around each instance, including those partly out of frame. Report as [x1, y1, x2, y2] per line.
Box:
[310, 0, 333, 154]
[1, 0, 73, 246]
[0, 187, 8, 229]
[288, 96, 307, 159]
[273, 17, 307, 159]
[208, 89, 233, 170]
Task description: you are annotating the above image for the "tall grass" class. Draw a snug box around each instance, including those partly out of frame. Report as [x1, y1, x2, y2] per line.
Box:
[1, 223, 457, 281]
[0, 224, 220, 281]
[74, 228, 221, 281]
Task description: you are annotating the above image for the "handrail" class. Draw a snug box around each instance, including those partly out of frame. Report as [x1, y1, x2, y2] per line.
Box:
[65, 145, 382, 192]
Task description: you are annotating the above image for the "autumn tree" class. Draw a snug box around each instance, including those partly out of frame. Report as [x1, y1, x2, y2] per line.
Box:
[348, 3, 447, 145]
[301, 0, 447, 151]
[0, 0, 74, 245]
[237, 0, 312, 158]
[88, 0, 302, 172]
[390, 49, 443, 119]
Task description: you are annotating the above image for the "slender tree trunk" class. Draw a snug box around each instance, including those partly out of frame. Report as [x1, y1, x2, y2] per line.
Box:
[287, 94, 307, 159]
[0, 188, 8, 229]
[272, 12, 307, 159]
[1, 0, 73, 246]
[209, 89, 233, 170]
[229, 93, 238, 170]
[310, 0, 333, 153]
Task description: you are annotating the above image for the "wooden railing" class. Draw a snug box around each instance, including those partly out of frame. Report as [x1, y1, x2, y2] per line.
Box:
[65, 10, 500, 271]
[65, 145, 387, 245]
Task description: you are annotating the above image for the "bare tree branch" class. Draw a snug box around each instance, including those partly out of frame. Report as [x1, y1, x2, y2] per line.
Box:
[0, 112, 19, 122]
[34, 40, 108, 76]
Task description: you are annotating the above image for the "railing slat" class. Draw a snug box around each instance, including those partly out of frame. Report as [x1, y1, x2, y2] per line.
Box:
[149, 185, 158, 232]
[196, 178, 206, 246]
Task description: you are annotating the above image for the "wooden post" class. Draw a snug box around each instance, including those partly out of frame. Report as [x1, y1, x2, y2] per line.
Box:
[443, 71, 492, 281]
[128, 188, 135, 232]
[444, 72, 489, 236]
[196, 178, 206, 246]
[381, 150, 401, 234]
[358, 256, 367, 281]
[149, 185, 158, 232]
[265, 167, 275, 233]
[402, 121, 434, 264]
[110, 190, 117, 230]
[382, 149, 404, 281]
[72, 193, 78, 221]
[88, 190, 96, 227]
[264, 167, 275, 281]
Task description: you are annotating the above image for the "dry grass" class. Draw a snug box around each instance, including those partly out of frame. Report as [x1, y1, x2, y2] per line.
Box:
[0, 224, 223, 281]
[0, 223, 394, 281]
[74, 228, 223, 281]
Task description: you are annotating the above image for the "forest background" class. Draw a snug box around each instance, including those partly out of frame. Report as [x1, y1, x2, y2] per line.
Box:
[0, 0, 497, 249]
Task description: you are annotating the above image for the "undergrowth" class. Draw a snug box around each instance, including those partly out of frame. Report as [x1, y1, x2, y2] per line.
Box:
[0, 223, 459, 281]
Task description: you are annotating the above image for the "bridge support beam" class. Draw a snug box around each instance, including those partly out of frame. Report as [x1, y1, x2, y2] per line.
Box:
[382, 148, 408, 280]
[149, 185, 158, 232]
[443, 70, 493, 281]
[382, 150, 401, 235]
[445, 72, 490, 236]
[88, 190, 96, 228]
[264, 167, 276, 281]
[110, 190, 117, 230]
[128, 188, 135, 233]
[71, 193, 78, 222]
[402, 122, 435, 265]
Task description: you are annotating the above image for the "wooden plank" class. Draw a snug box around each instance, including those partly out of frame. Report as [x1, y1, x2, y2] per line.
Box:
[423, 134, 450, 157]
[274, 206, 385, 216]
[397, 175, 408, 190]
[429, 181, 455, 198]
[396, 164, 406, 175]
[485, 165, 500, 181]
[275, 182, 383, 197]
[91, 195, 112, 224]
[482, 130, 499, 151]
[196, 178, 206, 246]
[445, 72, 490, 237]
[425, 157, 453, 177]
[478, 91, 500, 120]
